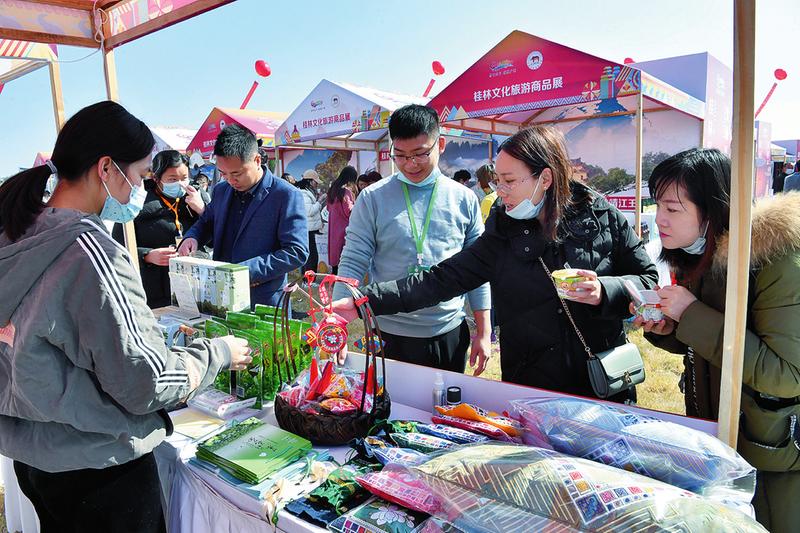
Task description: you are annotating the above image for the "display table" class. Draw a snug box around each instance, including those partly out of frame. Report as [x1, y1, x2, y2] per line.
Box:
[2, 355, 717, 533]
[166, 402, 432, 533]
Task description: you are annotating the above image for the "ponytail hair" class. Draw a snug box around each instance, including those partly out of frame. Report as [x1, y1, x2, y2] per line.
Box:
[0, 101, 154, 241]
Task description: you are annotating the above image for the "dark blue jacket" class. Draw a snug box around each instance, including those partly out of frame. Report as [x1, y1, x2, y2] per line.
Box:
[184, 169, 308, 306]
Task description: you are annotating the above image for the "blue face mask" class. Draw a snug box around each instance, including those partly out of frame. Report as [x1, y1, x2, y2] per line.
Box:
[681, 221, 709, 255]
[506, 177, 545, 220]
[397, 168, 440, 188]
[100, 161, 147, 223]
[161, 180, 187, 198]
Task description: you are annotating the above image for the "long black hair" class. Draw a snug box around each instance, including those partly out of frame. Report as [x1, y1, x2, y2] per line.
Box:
[327, 166, 358, 204]
[648, 148, 731, 282]
[0, 101, 154, 241]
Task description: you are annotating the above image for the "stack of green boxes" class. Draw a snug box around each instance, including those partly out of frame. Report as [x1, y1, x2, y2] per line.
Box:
[204, 306, 313, 409]
[169, 257, 250, 317]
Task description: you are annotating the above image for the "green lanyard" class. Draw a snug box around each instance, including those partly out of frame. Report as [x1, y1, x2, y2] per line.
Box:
[401, 178, 439, 266]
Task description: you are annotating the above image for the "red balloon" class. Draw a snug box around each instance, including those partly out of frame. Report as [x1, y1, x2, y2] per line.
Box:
[775, 68, 788, 81]
[255, 59, 271, 78]
[432, 60, 445, 76]
[623, 57, 635, 64]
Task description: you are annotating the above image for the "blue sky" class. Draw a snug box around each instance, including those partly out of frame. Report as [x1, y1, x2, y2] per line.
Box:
[1, 0, 798, 177]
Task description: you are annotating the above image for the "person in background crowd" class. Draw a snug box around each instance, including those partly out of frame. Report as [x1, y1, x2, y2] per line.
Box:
[194, 172, 210, 193]
[0, 101, 250, 533]
[334, 124, 656, 396]
[634, 148, 800, 532]
[476, 162, 499, 341]
[452, 169, 471, 186]
[281, 172, 297, 185]
[333, 105, 491, 374]
[472, 164, 495, 202]
[178, 124, 308, 306]
[327, 165, 359, 274]
[783, 161, 800, 193]
[297, 169, 325, 273]
[112, 150, 208, 308]
[772, 161, 792, 194]
[356, 169, 382, 194]
[476, 163, 498, 222]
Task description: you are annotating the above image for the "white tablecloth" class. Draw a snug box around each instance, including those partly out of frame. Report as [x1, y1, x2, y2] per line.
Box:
[166, 402, 433, 533]
[1, 456, 39, 533]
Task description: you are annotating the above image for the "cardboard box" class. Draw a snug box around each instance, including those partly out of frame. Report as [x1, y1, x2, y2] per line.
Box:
[215, 264, 251, 315]
[169, 257, 251, 318]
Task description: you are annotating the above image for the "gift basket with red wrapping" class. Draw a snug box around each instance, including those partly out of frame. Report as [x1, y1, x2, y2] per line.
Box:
[273, 272, 390, 445]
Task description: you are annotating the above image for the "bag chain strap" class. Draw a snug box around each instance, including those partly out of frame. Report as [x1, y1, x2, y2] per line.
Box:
[538, 257, 595, 360]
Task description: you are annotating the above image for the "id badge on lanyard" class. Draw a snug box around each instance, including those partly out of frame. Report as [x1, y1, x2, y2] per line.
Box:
[402, 179, 439, 276]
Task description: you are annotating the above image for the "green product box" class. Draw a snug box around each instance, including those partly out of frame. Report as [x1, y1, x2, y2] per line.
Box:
[215, 264, 251, 316]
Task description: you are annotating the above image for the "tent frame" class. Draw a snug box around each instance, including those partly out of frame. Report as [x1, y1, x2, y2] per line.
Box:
[0, 0, 233, 270]
[430, 25, 752, 446]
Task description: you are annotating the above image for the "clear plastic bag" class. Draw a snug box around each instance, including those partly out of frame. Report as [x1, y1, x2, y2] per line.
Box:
[396, 443, 766, 532]
[512, 397, 756, 515]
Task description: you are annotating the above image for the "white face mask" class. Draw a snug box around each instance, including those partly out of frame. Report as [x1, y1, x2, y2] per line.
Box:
[505, 177, 545, 220]
[99, 160, 146, 223]
[681, 221, 709, 255]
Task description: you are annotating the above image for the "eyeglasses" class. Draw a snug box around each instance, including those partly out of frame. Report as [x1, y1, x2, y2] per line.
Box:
[495, 171, 541, 196]
[390, 140, 439, 164]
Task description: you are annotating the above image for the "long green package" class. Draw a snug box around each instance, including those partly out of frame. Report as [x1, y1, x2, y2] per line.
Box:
[204, 312, 313, 405]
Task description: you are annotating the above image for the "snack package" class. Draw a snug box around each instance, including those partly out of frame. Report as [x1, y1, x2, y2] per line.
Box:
[431, 415, 521, 443]
[371, 447, 428, 467]
[391, 432, 456, 454]
[320, 397, 358, 414]
[417, 424, 490, 445]
[188, 388, 257, 419]
[357, 468, 440, 515]
[434, 404, 522, 437]
[278, 385, 308, 408]
[321, 374, 351, 399]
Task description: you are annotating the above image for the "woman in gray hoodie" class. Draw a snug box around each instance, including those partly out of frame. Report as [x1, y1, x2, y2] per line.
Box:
[0, 101, 251, 533]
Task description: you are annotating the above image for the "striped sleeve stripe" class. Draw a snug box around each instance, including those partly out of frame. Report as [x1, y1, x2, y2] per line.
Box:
[76, 235, 164, 377]
[79, 233, 169, 371]
[76, 233, 188, 384]
[78, 233, 167, 372]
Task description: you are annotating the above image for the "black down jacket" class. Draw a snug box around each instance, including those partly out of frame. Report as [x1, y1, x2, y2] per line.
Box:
[362, 182, 658, 400]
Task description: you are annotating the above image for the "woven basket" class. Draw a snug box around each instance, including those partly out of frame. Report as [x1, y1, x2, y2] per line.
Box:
[272, 272, 391, 446]
[274, 391, 391, 445]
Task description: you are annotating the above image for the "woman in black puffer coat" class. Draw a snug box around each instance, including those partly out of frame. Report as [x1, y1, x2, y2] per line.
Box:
[335, 126, 658, 402]
[113, 150, 209, 308]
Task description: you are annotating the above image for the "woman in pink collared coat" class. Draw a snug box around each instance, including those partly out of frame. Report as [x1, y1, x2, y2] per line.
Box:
[326, 166, 359, 274]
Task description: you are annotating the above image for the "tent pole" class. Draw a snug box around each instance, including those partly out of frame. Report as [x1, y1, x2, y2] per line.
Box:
[718, 0, 756, 447]
[103, 46, 139, 271]
[634, 91, 643, 238]
[48, 60, 65, 131]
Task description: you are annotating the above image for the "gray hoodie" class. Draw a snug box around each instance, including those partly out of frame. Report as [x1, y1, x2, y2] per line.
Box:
[0, 209, 231, 472]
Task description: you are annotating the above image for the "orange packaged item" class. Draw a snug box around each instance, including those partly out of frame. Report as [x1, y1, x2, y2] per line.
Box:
[434, 403, 523, 437]
[321, 374, 351, 399]
[320, 397, 357, 414]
